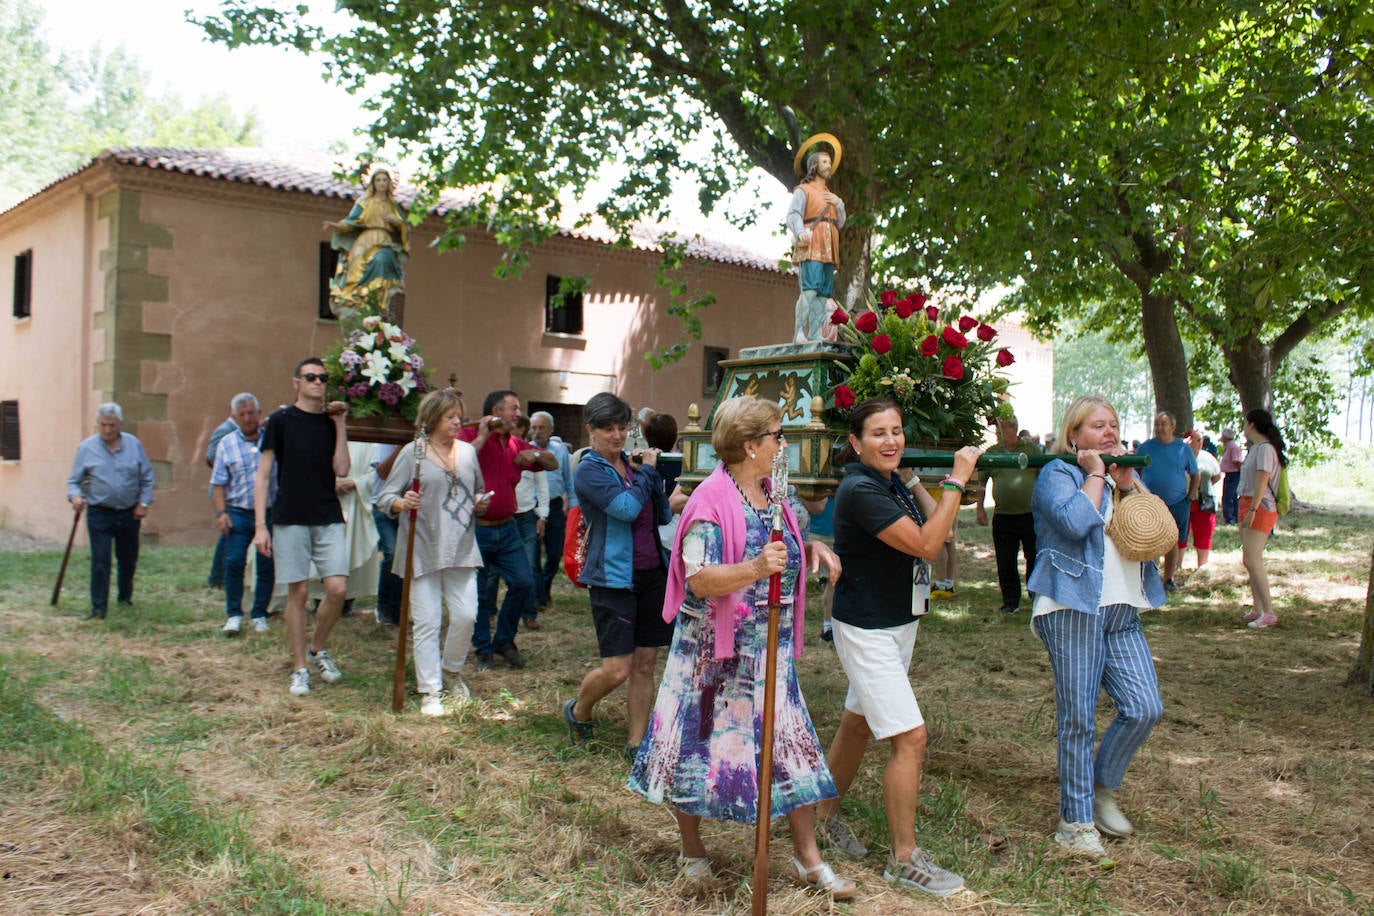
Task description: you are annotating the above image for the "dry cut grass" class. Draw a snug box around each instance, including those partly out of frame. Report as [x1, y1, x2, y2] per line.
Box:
[1, 501, 1371, 915]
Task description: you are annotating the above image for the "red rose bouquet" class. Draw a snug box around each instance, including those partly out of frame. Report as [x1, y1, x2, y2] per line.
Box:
[829, 289, 1015, 444]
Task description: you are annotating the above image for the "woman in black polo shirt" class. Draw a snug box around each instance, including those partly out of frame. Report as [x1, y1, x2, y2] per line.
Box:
[815, 397, 980, 898]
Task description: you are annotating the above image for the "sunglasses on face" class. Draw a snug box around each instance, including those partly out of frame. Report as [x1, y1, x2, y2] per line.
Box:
[297, 373, 328, 383]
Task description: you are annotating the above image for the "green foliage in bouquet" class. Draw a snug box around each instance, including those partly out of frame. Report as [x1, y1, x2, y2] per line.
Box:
[323, 296, 431, 422]
[829, 290, 1015, 444]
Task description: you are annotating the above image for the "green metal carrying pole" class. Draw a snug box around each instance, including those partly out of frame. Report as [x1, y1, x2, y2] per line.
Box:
[898, 450, 1152, 470]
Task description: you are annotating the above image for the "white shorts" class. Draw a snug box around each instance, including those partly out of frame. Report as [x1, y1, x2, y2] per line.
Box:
[832, 617, 923, 740]
[272, 523, 348, 584]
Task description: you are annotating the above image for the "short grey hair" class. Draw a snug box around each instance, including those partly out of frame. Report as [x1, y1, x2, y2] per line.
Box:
[530, 410, 554, 426]
[96, 402, 123, 422]
[584, 392, 631, 429]
[230, 392, 259, 411]
[637, 406, 656, 424]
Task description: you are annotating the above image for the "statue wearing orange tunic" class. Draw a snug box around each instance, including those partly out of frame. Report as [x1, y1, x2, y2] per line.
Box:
[786, 150, 846, 343]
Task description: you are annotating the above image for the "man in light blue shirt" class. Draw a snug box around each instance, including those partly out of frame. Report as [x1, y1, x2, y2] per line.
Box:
[66, 402, 155, 620]
[1136, 411, 1199, 593]
[529, 411, 574, 609]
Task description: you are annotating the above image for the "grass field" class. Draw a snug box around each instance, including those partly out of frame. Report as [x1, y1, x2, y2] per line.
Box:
[2, 489, 1371, 914]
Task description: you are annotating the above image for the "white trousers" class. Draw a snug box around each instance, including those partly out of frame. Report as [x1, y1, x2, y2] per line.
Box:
[409, 566, 478, 695]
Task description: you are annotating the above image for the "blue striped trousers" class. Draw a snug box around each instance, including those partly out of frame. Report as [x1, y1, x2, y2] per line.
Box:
[1032, 603, 1162, 824]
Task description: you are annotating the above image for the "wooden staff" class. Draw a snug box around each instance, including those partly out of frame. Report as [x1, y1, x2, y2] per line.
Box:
[391, 430, 427, 713]
[51, 503, 84, 606]
[752, 451, 789, 916]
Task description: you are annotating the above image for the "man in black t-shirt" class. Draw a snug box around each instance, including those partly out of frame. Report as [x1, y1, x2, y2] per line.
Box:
[254, 357, 351, 698]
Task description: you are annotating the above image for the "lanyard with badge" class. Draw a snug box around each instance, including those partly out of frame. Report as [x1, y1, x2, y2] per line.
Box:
[890, 476, 931, 618]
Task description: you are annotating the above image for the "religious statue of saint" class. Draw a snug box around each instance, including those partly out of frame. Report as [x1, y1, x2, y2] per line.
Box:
[786, 134, 846, 343]
[323, 169, 409, 318]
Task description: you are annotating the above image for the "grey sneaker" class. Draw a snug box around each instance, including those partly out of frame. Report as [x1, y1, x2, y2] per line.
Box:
[1054, 819, 1107, 858]
[252, 617, 269, 633]
[222, 615, 243, 635]
[884, 848, 965, 897]
[308, 648, 342, 683]
[818, 815, 867, 858]
[447, 673, 471, 701]
[289, 667, 310, 696]
[563, 698, 595, 744]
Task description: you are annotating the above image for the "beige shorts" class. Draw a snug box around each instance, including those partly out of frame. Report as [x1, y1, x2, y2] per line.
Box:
[271, 523, 348, 584]
[832, 617, 924, 740]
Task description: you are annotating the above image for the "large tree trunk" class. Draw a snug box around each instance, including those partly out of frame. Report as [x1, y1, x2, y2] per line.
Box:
[829, 114, 876, 312]
[1140, 292, 1195, 431]
[1346, 539, 1374, 696]
[1224, 335, 1276, 414]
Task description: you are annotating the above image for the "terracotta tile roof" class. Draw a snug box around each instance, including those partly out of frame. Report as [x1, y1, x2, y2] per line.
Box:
[11, 147, 788, 274]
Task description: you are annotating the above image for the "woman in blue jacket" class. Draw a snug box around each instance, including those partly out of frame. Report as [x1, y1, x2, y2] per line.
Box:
[1027, 395, 1165, 859]
[563, 393, 672, 756]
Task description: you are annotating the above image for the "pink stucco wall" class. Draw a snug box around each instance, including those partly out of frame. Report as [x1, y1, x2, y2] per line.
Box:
[0, 186, 101, 541]
[1, 164, 798, 544]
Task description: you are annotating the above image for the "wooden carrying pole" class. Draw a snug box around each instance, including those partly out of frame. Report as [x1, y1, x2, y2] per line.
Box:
[752, 512, 784, 916]
[51, 505, 83, 606]
[391, 432, 426, 713]
[752, 447, 790, 916]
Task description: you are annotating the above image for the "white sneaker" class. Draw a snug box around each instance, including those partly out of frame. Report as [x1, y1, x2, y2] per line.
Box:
[308, 648, 342, 682]
[289, 667, 310, 696]
[420, 693, 450, 717]
[222, 615, 243, 635]
[252, 617, 269, 633]
[1054, 819, 1107, 858]
[1093, 788, 1134, 838]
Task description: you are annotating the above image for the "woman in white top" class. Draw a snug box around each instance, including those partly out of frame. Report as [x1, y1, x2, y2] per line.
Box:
[376, 388, 492, 715]
[1026, 395, 1165, 859]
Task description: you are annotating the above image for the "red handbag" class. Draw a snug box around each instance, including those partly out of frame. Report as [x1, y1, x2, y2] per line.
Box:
[562, 505, 589, 588]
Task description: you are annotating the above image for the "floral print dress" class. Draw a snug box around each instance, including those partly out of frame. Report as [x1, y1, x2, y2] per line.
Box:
[627, 506, 836, 822]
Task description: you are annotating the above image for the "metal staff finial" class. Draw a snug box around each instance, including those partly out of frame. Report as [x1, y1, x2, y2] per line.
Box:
[769, 435, 790, 530]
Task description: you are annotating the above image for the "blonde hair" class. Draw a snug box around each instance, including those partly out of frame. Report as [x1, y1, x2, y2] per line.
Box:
[712, 396, 782, 464]
[1052, 395, 1118, 455]
[415, 388, 465, 434]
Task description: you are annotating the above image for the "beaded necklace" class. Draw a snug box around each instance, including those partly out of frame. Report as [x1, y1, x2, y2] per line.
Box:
[724, 466, 773, 522]
[427, 440, 462, 499]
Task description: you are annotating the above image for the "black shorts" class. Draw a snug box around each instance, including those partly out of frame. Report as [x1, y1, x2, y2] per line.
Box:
[588, 565, 672, 658]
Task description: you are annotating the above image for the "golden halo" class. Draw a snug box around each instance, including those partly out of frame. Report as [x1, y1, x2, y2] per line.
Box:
[793, 133, 843, 179]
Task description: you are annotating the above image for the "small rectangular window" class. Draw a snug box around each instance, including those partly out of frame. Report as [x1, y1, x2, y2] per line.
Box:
[703, 346, 730, 396]
[13, 249, 32, 318]
[0, 401, 19, 460]
[545, 275, 584, 335]
[318, 242, 340, 320]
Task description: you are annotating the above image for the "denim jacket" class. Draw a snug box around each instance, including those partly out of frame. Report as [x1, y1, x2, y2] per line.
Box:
[1026, 458, 1166, 614]
[573, 449, 670, 589]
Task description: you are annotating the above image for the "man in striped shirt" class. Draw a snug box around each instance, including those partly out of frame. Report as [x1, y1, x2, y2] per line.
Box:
[211, 393, 273, 635]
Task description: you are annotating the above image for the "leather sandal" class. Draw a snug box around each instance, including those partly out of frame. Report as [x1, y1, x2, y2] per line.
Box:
[793, 858, 858, 900]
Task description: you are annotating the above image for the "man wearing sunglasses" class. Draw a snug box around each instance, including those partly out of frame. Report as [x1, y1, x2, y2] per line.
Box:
[254, 358, 352, 697]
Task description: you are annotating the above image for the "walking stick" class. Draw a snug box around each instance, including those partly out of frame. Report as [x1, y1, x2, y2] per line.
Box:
[51, 503, 84, 606]
[752, 449, 790, 916]
[392, 430, 427, 713]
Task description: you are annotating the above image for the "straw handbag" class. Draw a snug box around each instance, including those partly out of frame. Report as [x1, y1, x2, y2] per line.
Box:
[1104, 486, 1178, 562]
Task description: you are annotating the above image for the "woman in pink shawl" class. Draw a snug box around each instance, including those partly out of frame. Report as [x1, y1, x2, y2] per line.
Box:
[626, 396, 853, 899]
